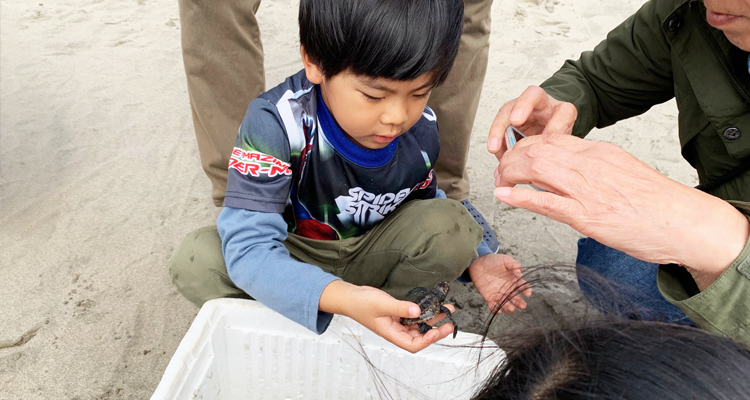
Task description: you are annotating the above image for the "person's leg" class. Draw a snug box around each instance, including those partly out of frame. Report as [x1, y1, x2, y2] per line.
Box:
[178, 0, 265, 207]
[429, 0, 498, 252]
[168, 224, 340, 308]
[429, 0, 493, 202]
[170, 200, 482, 306]
[576, 237, 694, 325]
[335, 199, 482, 300]
[169, 226, 251, 307]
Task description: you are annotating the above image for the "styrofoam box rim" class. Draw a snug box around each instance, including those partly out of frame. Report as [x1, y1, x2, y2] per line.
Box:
[152, 298, 504, 400]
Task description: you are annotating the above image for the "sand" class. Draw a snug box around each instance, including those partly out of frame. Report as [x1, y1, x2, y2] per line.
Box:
[0, 0, 696, 398]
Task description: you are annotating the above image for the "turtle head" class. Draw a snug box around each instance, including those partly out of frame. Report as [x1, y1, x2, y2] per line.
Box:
[434, 281, 450, 298]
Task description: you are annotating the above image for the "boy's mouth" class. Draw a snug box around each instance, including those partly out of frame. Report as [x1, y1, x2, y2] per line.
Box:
[373, 134, 397, 144]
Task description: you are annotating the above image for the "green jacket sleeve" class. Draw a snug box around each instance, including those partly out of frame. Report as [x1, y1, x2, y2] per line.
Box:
[658, 201, 750, 348]
[540, 0, 678, 138]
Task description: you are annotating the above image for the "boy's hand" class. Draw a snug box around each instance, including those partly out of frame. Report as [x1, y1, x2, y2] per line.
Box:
[468, 254, 532, 314]
[319, 281, 456, 353]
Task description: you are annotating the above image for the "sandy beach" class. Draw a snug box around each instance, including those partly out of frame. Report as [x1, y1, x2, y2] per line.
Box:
[0, 0, 696, 398]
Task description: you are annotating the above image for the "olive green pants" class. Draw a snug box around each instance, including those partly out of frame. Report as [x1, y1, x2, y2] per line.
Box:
[178, 0, 493, 206]
[169, 199, 482, 307]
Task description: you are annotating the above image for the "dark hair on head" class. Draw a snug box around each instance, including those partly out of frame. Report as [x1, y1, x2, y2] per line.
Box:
[474, 320, 750, 400]
[470, 264, 750, 400]
[299, 0, 463, 86]
[358, 264, 750, 400]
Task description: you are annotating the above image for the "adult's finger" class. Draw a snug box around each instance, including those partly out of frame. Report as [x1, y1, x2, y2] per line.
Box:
[488, 99, 515, 155]
[511, 131, 591, 153]
[493, 186, 584, 229]
[540, 101, 577, 136]
[488, 86, 553, 154]
[495, 143, 579, 194]
[508, 85, 555, 126]
[496, 133, 601, 192]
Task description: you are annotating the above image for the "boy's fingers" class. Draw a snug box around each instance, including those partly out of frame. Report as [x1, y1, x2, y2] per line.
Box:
[421, 322, 454, 342]
[504, 255, 524, 270]
[401, 326, 450, 352]
[421, 329, 439, 344]
[510, 294, 527, 309]
[391, 300, 421, 319]
[436, 322, 455, 339]
[394, 336, 431, 354]
[511, 269, 533, 297]
[423, 303, 455, 326]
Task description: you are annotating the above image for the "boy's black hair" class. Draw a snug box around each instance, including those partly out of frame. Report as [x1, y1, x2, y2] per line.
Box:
[299, 0, 463, 86]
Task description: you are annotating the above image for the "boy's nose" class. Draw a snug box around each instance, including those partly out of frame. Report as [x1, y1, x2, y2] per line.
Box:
[381, 103, 409, 127]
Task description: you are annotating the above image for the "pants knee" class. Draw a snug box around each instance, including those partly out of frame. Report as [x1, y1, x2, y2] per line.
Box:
[169, 226, 229, 307]
[416, 199, 481, 275]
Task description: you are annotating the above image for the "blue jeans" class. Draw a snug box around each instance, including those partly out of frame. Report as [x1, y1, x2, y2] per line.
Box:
[576, 238, 694, 325]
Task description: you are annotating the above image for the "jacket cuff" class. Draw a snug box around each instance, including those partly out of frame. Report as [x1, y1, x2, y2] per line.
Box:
[657, 214, 750, 347]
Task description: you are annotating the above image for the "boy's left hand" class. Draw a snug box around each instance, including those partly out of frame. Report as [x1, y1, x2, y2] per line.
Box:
[468, 254, 532, 314]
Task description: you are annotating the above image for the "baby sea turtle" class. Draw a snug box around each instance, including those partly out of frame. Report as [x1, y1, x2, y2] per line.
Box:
[400, 281, 459, 339]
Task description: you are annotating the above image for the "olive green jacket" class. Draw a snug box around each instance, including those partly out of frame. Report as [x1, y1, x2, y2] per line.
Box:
[540, 0, 750, 346]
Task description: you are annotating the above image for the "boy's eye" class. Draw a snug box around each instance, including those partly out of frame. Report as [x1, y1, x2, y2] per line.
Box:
[413, 92, 430, 99]
[361, 92, 383, 102]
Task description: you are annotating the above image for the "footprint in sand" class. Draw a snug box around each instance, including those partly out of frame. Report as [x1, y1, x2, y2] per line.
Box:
[515, 0, 572, 36]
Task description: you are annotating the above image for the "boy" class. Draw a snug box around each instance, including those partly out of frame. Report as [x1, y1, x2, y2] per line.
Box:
[171, 0, 528, 352]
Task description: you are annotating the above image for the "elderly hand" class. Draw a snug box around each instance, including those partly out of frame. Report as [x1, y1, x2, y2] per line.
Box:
[487, 86, 577, 163]
[494, 133, 749, 290]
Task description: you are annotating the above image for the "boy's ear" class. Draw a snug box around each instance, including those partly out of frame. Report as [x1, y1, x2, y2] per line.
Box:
[300, 46, 324, 84]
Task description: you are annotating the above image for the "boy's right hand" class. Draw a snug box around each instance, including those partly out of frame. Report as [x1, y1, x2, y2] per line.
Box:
[319, 280, 455, 354]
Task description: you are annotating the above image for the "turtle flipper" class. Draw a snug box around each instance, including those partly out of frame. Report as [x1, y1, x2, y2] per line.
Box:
[417, 323, 433, 335]
[440, 305, 459, 339]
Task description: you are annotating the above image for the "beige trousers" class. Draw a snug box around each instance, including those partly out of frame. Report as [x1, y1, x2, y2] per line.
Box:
[178, 0, 494, 207]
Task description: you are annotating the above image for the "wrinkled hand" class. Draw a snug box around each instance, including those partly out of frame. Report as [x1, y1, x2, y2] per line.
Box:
[320, 281, 456, 353]
[487, 85, 577, 164]
[468, 254, 532, 314]
[494, 133, 749, 289]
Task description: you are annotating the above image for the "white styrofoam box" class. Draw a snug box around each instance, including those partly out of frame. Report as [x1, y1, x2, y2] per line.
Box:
[152, 298, 504, 400]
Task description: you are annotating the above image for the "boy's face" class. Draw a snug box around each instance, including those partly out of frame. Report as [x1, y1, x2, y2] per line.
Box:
[319, 72, 434, 149]
[301, 48, 434, 150]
